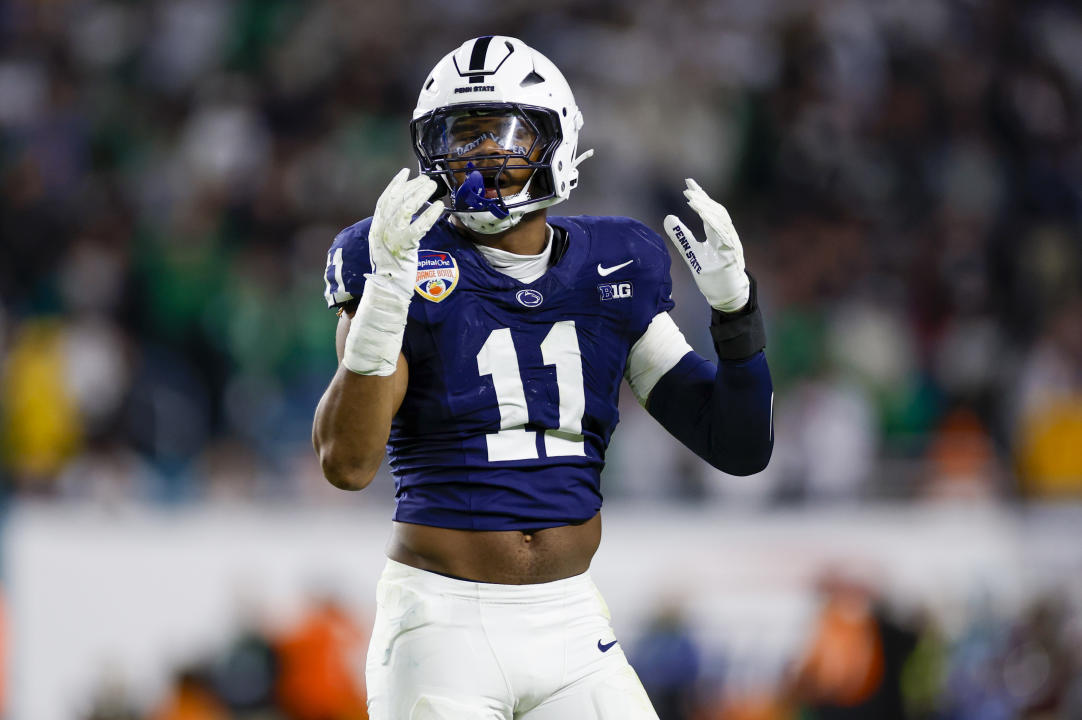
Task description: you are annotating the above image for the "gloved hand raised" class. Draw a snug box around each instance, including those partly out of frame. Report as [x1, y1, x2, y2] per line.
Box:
[366, 168, 445, 301]
[343, 169, 443, 376]
[663, 179, 750, 313]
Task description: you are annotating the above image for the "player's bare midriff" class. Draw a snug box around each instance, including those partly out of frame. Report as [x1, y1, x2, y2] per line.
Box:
[387, 512, 602, 584]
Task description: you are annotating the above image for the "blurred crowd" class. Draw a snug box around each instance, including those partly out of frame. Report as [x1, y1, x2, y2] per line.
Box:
[3, 3, 1081, 718]
[76, 578, 1082, 720]
[82, 595, 371, 720]
[660, 575, 1082, 720]
[1, 0, 1081, 502]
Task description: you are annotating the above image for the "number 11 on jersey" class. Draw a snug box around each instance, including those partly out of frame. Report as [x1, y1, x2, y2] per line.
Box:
[476, 321, 586, 462]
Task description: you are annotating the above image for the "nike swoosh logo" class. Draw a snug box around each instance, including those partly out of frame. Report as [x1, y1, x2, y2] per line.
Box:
[597, 639, 618, 653]
[597, 260, 633, 276]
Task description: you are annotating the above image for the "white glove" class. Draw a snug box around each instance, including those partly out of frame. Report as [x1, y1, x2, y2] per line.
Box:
[366, 167, 444, 301]
[343, 168, 444, 376]
[663, 178, 750, 313]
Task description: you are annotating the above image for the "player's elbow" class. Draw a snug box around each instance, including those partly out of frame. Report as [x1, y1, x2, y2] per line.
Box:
[718, 455, 771, 476]
[321, 458, 379, 491]
[711, 440, 773, 476]
[317, 445, 380, 491]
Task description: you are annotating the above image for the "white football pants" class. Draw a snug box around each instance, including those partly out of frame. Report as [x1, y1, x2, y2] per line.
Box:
[366, 559, 660, 720]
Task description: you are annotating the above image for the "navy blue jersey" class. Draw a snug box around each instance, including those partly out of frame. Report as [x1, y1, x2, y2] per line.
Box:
[324, 215, 674, 531]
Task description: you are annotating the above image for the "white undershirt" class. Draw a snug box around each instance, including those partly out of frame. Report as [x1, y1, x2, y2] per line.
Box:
[473, 225, 554, 284]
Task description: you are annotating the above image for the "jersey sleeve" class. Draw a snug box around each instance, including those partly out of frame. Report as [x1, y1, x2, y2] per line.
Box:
[322, 218, 374, 309]
[591, 217, 687, 404]
[624, 311, 694, 405]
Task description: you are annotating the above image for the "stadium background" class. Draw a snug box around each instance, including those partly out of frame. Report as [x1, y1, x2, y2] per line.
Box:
[1, 0, 1081, 718]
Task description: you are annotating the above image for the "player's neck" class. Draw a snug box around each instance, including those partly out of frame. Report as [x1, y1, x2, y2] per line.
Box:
[453, 209, 549, 255]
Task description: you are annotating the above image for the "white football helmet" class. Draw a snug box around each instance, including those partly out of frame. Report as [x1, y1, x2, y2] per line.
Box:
[411, 36, 593, 234]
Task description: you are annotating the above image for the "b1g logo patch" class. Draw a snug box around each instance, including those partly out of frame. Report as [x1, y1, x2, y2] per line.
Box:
[415, 250, 459, 302]
[598, 282, 633, 301]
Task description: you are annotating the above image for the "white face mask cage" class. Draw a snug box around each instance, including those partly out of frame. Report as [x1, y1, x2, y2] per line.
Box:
[411, 104, 562, 226]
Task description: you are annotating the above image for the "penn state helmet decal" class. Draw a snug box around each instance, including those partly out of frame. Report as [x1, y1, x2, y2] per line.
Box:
[415, 249, 460, 302]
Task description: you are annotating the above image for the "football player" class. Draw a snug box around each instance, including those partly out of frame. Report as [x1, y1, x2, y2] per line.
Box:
[313, 36, 773, 720]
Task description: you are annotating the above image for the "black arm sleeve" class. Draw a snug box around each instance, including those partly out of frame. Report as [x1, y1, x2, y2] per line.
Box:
[645, 274, 773, 475]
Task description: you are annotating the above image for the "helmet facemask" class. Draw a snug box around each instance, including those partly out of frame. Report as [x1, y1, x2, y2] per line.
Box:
[411, 104, 563, 233]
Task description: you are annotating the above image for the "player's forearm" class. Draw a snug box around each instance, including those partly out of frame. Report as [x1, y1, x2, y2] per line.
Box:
[313, 368, 399, 490]
[315, 242, 418, 490]
[656, 182, 776, 472]
[647, 350, 773, 475]
[313, 304, 408, 491]
[646, 276, 773, 474]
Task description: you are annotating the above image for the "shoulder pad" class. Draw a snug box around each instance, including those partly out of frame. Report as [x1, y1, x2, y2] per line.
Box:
[559, 215, 676, 332]
[323, 218, 373, 308]
[566, 215, 671, 278]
